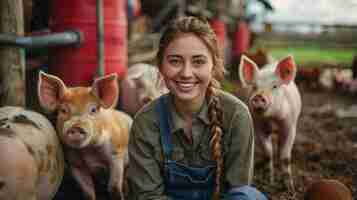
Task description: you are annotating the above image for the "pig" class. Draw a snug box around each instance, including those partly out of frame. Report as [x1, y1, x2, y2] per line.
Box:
[319, 68, 336, 91]
[119, 63, 168, 116]
[238, 55, 302, 190]
[38, 71, 132, 200]
[0, 106, 64, 200]
[304, 179, 352, 200]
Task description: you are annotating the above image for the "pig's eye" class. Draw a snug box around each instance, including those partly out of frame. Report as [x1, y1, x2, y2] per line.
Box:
[272, 85, 278, 89]
[58, 105, 69, 115]
[88, 104, 99, 114]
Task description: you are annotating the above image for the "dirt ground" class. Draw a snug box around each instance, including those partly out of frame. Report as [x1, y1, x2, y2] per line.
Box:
[253, 83, 357, 199]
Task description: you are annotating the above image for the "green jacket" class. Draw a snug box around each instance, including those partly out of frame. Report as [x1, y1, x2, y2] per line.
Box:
[127, 90, 255, 200]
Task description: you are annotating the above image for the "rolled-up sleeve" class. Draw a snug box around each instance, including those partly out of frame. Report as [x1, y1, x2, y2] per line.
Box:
[127, 118, 170, 200]
[224, 104, 255, 188]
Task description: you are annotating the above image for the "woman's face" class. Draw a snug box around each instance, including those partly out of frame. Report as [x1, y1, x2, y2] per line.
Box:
[160, 33, 214, 105]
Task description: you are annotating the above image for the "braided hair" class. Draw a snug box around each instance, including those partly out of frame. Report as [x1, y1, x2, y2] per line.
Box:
[157, 16, 225, 199]
[206, 80, 224, 200]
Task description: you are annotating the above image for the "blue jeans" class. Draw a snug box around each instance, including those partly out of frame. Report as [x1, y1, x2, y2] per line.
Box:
[228, 185, 268, 200]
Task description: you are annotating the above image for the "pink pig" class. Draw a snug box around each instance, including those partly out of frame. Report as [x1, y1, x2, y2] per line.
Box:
[238, 55, 302, 189]
[119, 63, 168, 116]
[38, 72, 132, 200]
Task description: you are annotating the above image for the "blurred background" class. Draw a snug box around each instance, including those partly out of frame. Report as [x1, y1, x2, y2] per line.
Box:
[127, 0, 357, 70]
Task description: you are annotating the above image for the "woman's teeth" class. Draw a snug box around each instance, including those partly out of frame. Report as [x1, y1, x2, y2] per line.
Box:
[176, 81, 196, 90]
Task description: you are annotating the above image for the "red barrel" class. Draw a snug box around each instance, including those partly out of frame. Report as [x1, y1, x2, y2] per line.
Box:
[210, 18, 226, 49]
[49, 0, 127, 87]
[232, 20, 251, 58]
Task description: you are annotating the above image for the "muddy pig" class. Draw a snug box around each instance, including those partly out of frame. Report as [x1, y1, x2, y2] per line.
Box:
[38, 71, 132, 200]
[238, 55, 302, 190]
[0, 106, 64, 200]
[119, 63, 168, 116]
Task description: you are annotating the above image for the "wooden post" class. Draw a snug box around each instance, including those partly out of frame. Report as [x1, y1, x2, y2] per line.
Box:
[352, 55, 357, 79]
[0, 0, 25, 107]
[177, 0, 186, 18]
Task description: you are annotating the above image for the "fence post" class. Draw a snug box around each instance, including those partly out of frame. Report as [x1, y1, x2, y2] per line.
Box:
[0, 0, 25, 107]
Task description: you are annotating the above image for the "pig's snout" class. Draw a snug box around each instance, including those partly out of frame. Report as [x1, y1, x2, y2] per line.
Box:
[250, 94, 269, 113]
[66, 126, 86, 137]
[64, 126, 89, 147]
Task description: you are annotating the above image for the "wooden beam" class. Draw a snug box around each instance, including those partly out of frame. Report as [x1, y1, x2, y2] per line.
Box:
[0, 0, 25, 107]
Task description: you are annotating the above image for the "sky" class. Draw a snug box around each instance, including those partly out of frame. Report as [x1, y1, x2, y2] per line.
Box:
[264, 0, 357, 25]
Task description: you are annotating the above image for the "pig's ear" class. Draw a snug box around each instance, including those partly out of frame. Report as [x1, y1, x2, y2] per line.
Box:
[239, 55, 259, 86]
[92, 73, 119, 109]
[38, 71, 67, 112]
[132, 74, 145, 89]
[157, 72, 167, 91]
[275, 55, 296, 84]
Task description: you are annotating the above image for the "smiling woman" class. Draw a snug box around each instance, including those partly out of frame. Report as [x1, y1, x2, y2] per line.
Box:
[159, 33, 214, 109]
[127, 16, 268, 200]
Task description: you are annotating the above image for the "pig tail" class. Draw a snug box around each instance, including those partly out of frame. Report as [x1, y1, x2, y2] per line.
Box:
[206, 81, 224, 200]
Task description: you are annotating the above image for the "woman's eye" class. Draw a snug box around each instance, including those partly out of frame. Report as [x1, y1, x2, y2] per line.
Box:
[272, 85, 278, 89]
[193, 59, 206, 65]
[169, 59, 180, 66]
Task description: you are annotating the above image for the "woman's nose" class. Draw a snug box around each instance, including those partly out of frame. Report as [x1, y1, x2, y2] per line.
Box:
[180, 63, 193, 77]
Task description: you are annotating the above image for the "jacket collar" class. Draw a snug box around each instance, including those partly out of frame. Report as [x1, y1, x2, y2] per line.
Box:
[166, 94, 210, 134]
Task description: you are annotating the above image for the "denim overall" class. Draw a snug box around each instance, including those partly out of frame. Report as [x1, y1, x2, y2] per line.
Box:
[156, 97, 216, 200]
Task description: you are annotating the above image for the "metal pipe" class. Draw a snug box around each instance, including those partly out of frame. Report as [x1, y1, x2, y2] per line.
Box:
[0, 30, 82, 48]
[96, 0, 105, 77]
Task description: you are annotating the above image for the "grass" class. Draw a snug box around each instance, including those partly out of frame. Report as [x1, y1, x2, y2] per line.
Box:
[268, 46, 356, 65]
[252, 41, 357, 68]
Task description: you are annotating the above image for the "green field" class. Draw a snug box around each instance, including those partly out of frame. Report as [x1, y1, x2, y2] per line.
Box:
[268, 46, 356, 65]
[251, 44, 357, 68]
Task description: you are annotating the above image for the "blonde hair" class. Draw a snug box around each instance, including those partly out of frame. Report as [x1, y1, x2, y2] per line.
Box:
[157, 16, 225, 199]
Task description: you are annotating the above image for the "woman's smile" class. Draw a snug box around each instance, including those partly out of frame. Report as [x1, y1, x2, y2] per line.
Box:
[175, 80, 199, 92]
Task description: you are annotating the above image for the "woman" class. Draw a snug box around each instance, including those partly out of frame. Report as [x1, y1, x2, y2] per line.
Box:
[127, 16, 267, 200]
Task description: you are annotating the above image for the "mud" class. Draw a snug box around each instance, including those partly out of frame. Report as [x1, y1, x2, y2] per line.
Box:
[254, 84, 357, 199]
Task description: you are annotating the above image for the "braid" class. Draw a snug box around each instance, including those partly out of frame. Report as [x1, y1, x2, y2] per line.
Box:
[207, 82, 224, 200]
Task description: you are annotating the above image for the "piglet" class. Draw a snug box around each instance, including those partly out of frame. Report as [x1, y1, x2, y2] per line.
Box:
[119, 63, 168, 116]
[238, 55, 302, 190]
[38, 71, 132, 200]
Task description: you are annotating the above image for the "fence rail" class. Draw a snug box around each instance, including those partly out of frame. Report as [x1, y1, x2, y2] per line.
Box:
[258, 23, 357, 49]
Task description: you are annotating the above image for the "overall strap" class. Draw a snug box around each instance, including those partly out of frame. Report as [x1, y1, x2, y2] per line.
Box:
[155, 96, 172, 159]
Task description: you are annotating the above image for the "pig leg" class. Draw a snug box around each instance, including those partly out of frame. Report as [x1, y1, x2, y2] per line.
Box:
[108, 155, 126, 200]
[70, 166, 96, 200]
[278, 124, 297, 191]
[255, 124, 275, 184]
